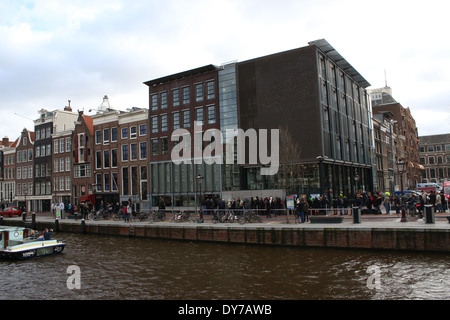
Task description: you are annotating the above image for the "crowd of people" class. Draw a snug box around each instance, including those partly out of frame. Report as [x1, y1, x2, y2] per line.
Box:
[197, 189, 448, 224]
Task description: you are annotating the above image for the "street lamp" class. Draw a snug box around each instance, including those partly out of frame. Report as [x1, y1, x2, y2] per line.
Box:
[397, 158, 407, 222]
[196, 174, 204, 222]
[354, 171, 360, 195]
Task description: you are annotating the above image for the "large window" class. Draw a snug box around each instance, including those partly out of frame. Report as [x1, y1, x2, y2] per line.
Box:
[207, 105, 216, 124]
[206, 80, 215, 100]
[196, 83, 203, 102]
[182, 86, 190, 105]
[183, 110, 190, 128]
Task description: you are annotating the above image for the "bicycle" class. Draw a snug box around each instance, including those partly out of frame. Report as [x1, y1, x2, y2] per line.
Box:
[112, 209, 125, 221]
[149, 210, 166, 223]
[238, 210, 263, 224]
[170, 210, 195, 223]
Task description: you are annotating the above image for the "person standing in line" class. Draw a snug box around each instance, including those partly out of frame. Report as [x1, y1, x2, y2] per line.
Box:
[383, 193, 391, 214]
[60, 202, 65, 219]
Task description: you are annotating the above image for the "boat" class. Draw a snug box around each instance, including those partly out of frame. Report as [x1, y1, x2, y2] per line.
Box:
[0, 226, 66, 260]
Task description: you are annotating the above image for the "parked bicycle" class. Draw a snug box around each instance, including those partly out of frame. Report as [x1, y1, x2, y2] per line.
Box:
[238, 210, 263, 224]
[88, 208, 111, 221]
[149, 210, 166, 223]
[170, 210, 195, 223]
[212, 209, 238, 223]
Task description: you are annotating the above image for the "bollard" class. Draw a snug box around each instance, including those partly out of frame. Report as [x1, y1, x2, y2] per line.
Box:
[81, 219, 86, 234]
[32, 212, 36, 230]
[0, 215, 3, 225]
[424, 205, 435, 224]
[352, 206, 361, 224]
[55, 219, 59, 231]
[22, 212, 27, 221]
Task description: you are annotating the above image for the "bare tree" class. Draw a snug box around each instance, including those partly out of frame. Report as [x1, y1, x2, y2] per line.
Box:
[276, 126, 303, 192]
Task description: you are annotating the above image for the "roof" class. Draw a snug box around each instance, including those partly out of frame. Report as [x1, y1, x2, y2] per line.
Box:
[83, 115, 94, 135]
[308, 39, 371, 88]
[144, 64, 219, 87]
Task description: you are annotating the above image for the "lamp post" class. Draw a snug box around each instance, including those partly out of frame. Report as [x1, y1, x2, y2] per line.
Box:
[397, 158, 407, 222]
[354, 171, 360, 195]
[196, 174, 204, 222]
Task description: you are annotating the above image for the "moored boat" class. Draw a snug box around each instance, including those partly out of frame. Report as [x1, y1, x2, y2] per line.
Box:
[0, 226, 66, 260]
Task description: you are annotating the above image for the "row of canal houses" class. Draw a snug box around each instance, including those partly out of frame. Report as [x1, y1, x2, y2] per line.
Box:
[0, 96, 149, 213]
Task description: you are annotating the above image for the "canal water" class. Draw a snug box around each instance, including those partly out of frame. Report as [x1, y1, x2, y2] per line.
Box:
[0, 233, 449, 300]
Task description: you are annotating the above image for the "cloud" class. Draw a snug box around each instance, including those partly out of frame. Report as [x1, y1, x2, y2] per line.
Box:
[0, 0, 449, 141]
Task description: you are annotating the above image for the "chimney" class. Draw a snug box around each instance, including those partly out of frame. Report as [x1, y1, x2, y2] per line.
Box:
[2, 137, 9, 146]
[64, 100, 72, 112]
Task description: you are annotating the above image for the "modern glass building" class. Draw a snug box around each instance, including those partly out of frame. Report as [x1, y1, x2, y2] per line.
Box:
[144, 39, 374, 207]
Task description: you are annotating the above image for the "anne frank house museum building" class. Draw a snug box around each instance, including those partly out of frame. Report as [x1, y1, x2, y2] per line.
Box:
[144, 39, 373, 207]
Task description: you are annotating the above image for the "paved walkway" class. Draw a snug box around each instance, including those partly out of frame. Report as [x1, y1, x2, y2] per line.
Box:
[5, 210, 450, 231]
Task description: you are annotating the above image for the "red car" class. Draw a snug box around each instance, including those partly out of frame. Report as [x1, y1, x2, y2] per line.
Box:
[0, 207, 23, 217]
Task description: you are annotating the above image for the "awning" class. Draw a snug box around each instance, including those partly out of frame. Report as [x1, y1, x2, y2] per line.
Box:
[79, 194, 94, 204]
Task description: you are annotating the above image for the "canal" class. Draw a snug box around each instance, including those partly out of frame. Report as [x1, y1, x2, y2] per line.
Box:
[0, 233, 449, 300]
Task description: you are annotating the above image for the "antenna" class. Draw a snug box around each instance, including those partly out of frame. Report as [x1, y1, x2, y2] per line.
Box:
[384, 70, 388, 87]
[14, 113, 34, 121]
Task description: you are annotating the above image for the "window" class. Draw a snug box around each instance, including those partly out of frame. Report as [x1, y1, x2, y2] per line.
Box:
[196, 83, 203, 102]
[130, 126, 137, 139]
[139, 124, 146, 136]
[130, 143, 137, 160]
[60, 139, 65, 153]
[183, 110, 190, 128]
[104, 173, 110, 191]
[122, 167, 129, 195]
[196, 107, 203, 124]
[151, 94, 158, 111]
[427, 146, 434, 152]
[151, 117, 158, 133]
[96, 130, 102, 144]
[66, 138, 71, 152]
[121, 127, 129, 139]
[65, 176, 71, 191]
[74, 164, 91, 178]
[111, 149, 118, 168]
[428, 156, 435, 165]
[122, 145, 129, 161]
[54, 140, 59, 154]
[66, 157, 70, 172]
[173, 112, 180, 130]
[151, 139, 159, 156]
[206, 80, 215, 99]
[103, 128, 110, 144]
[111, 127, 118, 142]
[182, 86, 190, 104]
[161, 137, 169, 155]
[140, 142, 147, 159]
[161, 114, 168, 132]
[207, 105, 216, 124]
[161, 92, 168, 109]
[103, 150, 110, 168]
[112, 173, 118, 191]
[172, 89, 180, 107]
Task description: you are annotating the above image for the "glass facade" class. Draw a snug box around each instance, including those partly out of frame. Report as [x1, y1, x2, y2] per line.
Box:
[218, 63, 240, 192]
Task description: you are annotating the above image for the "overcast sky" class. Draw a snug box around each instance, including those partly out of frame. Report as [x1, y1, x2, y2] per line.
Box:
[1, 0, 449, 141]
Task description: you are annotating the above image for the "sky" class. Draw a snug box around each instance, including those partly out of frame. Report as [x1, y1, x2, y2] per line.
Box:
[1, 0, 449, 142]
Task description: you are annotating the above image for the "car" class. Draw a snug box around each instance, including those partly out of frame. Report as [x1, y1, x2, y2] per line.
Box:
[394, 190, 422, 197]
[0, 207, 23, 217]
